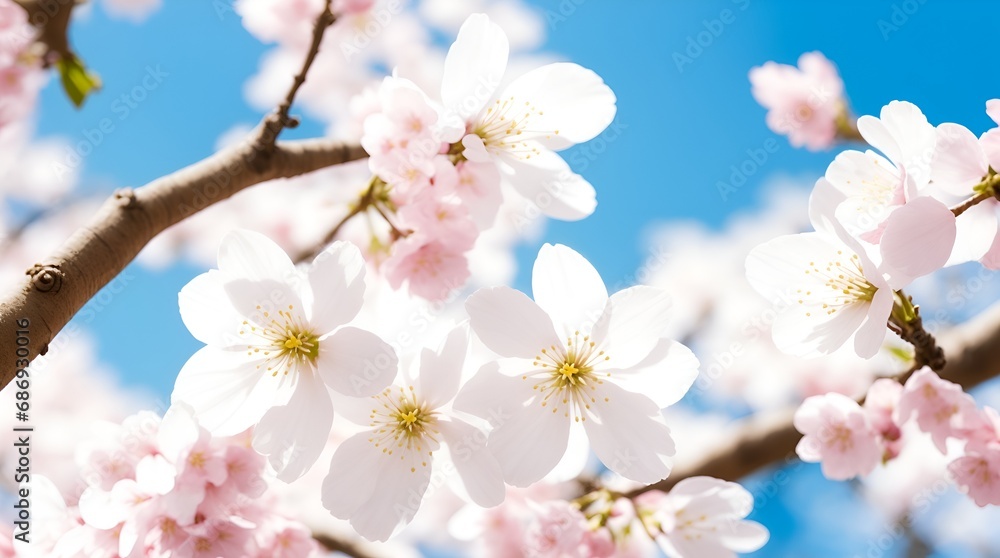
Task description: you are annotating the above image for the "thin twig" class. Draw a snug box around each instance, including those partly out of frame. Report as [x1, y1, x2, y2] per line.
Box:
[294, 177, 380, 263]
[312, 532, 383, 558]
[254, 0, 336, 155]
[951, 191, 993, 217]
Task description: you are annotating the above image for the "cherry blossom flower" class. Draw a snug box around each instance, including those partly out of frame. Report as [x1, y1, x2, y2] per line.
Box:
[381, 189, 480, 300]
[822, 102, 957, 255]
[522, 500, 607, 558]
[863, 378, 904, 461]
[361, 76, 453, 201]
[749, 52, 846, 150]
[949, 407, 1000, 507]
[898, 368, 979, 453]
[455, 243, 699, 486]
[745, 180, 954, 359]
[172, 229, 398, 481]
[794, 392, 881, 480]
[856, 100, 937, 190]
[635, 477, 769, 558]
[440, 14, 617, 220]
[322, 324, 505, 541]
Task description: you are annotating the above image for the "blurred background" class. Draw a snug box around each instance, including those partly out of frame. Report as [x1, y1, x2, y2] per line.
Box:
[6, 0, 1000, 555]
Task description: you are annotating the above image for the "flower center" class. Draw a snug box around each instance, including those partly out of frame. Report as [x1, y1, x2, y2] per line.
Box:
[471, 95, 559, 159]
[239, 304, 320, 377]
[369, 386, 440, 473]
[528, 331, 612, 422]
[799, 251, 878, 317]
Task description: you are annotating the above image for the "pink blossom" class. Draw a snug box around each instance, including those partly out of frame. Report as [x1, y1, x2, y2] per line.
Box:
[794, 392, 881, 479]
[522, 501, 592, 558]
[749, 52, 846, 150]
[332, 0, 373, 16]
[898, 368, 979, 452]
[235, 0, 324, 47]
[949, 407, 1000, 506]
[382, 232, 473, 301]
[864, 378, 904, 461]
[949, 449, 1000, 507]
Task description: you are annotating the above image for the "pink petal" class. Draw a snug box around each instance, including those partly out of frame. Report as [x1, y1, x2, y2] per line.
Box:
[878, 196, 957, 289]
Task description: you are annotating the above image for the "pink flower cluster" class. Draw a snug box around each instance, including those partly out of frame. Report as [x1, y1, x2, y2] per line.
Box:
[25, 405, 322, 557]
[355, 14, 615, 301]
[795, 369, 1000, 507]
[462, 478, 767, 558]
[0, 0, 43, 130]
[749, 52, 847, 150]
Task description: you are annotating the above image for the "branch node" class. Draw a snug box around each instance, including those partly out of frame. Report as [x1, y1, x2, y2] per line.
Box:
[114, 187, 137, 208]
[26, 264, 64, 293]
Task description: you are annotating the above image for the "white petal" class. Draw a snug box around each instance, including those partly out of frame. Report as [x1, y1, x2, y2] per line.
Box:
[532, 243, 608, 336]
[317, 327, 398, 398]
[442, 13, 508, 122]
[544, 420, 591, 483]
[595, 285, 672, 370]
[859, 101, 936, 187]
[78, 487, 126, 530]
[222, 278, 306, 327]
[135, 455, 176, 495]
[217, 229, 297, 284]
[465, 286, 561, 358]
[178, 270, 244, 347]
[771, 296, 869, 358]
[808, 177, 847, 237]
[171, 346, 277, 436]
[982, 128, 1000, 171]
[853, 287, 893, 359]
[583, 381, 674, 483]
[499, 62, 616, 150]
[252, 371, 333, 482]
[351, 451, 432, 542]
[418, 323, 469, 409]
[453, 362, 569, 487]
[614, 339, 700, 408]
[305, 241, 367, 334]
[718, 520, 770, 553]
[438, 419, 505, 507]
[878, 196, 956, 289]
[500, 147, 597, 221]
[322, 432, 382, 519]
[946, 200, 998, 266]
[157, 404, 200, 464]
[857, 115, 902, 163]
[931, 123, 989, 196]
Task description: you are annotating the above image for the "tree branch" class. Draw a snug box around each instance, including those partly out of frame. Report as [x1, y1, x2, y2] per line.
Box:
[0, 137, 366, 386]
[312, 532, 386, 558]
[14, 0, 74, 62]
[253, 0, 335, 156]
[624, 300, 1000, 498]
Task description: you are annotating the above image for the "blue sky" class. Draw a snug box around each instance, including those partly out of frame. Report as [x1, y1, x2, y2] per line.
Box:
[26, 0, 1000, 555]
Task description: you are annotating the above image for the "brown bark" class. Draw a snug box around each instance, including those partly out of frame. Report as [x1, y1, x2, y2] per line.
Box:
[0, 138, 366, 386]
